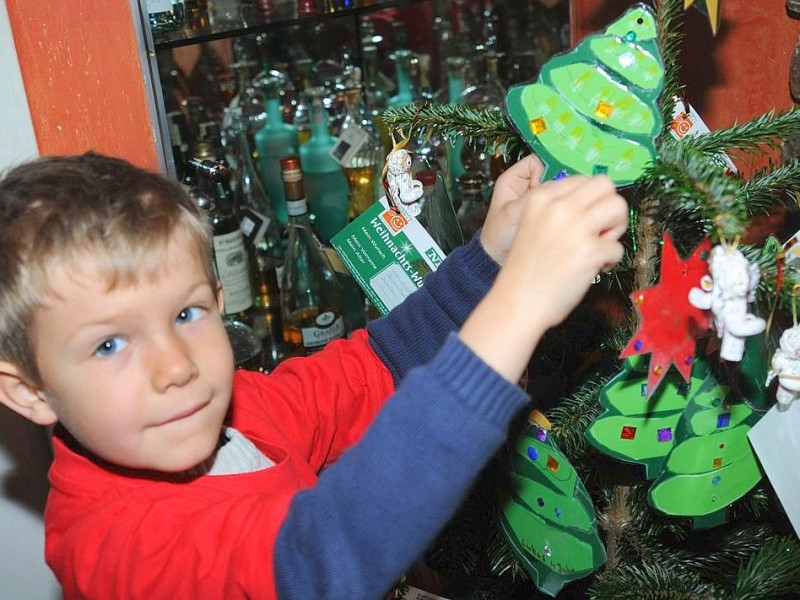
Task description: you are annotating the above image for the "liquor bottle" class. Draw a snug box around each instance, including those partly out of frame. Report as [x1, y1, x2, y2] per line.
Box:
[230, 60, 266, 140]
[147, 0, 185, 34]
[455, 171, 488, 243]
[460, 51, 508, 180]
[337, 68, 382, 219]
[417, 169, 464, 255]
[292, 58, 314, 145]
[279, 156, 345, 357]
[299, 87, 349, 244]
[362, 44, 391, 155]
[187, 158, 267, 370]
[230, 116, 285, 369]
[388, 49, 414, 108]
[255, 76, 300, 227]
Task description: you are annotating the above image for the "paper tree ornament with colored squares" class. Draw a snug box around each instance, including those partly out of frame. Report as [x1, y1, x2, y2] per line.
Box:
[504, 3, 664, 186]
[648, 334, 769, 526]
[585, 353, 707, 481]
[587, 335, 768, 525]
[499, 411, 606, 597]
[621, 233, 713, 398]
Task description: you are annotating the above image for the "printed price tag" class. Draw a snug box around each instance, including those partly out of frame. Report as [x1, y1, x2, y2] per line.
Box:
[331, 197, 445, 315]
[239, 207, 270, 247]
[670, 97, 738, 174]
[330, 124, 369, 166]
[400, 586, 451, 600]
[748, 400, 800, 540]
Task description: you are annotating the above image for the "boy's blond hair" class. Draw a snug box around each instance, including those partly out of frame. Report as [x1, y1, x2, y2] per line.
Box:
[0, 152, 214, 384]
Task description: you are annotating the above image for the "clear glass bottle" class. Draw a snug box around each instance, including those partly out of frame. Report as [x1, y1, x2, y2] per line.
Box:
[231, 117, 285, 369]
[299, 87, 350, 244]
[147, 0, 185, 34]
[455, 171, 489, 243]
[279, 156, 345, 357]
[255, 76, 300, 227]
[292, 58, 314, 146]
[361, 44, 391, 156]
[337, 68, 382, 219]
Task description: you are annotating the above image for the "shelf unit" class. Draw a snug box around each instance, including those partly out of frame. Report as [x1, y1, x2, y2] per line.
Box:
[135, 0, 432, 178]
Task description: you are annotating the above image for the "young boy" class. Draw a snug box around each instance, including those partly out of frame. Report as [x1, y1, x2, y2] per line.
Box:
[0, 152, 626, 599]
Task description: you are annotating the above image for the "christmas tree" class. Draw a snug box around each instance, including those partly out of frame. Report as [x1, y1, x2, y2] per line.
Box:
[384, 0, 800, 597]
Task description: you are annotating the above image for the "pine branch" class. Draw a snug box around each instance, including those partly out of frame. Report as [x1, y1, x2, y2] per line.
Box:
[548, 376, 610, 459]
[588, 562, 724, 600]
[731, 536, 800, 600]
[649, 138, 747, 240]
[381, 103, 526, 160]
[737, 158, 800, 216]
[680, 108, 800, 157]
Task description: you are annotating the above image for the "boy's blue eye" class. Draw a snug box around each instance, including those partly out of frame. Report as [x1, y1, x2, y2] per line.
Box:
[176, 306, 204, 324]
[95, 337, 127, 357]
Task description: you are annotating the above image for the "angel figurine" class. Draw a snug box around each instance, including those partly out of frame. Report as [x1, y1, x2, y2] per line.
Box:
[688, 244, 766, 362]
[767, 325, 800, 405]
[385, 147, 424, 218]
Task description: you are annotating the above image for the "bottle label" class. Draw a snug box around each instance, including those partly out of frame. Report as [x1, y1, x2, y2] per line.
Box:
[301, 313, 345, 349]
[213, 230, 254, 314]
[330, 124, 369, 167]
[147, 0, 173, 13]
[286, 198, 308, 217]
[240, 207, 271, 247]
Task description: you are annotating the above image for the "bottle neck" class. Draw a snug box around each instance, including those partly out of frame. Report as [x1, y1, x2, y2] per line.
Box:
[310, 100, 330, 139]
[265, 95, 284, 126]
[286, 198, 310, 225]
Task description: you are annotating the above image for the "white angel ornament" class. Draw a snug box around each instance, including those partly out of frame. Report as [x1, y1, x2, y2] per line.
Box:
[385, 147, 424, 218]
[767, 325, 800, 406]
[688, 244, 765, 362]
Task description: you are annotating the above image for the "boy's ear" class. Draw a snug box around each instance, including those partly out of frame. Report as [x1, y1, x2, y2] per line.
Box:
[0, 362, 58, 426]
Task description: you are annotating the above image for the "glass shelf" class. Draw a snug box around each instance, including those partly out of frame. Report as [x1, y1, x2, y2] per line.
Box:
[152, 0, 425, 49]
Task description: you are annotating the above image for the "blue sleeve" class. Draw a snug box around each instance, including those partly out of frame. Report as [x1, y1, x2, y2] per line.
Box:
[366, 234, 499, 381]
[274, 334, 529, 599]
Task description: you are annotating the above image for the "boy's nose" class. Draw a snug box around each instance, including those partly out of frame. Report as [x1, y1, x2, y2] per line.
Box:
[148, 331, 199, 391]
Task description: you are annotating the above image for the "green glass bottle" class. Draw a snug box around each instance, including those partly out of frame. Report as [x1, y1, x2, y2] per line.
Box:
[299, 86, 349, 244]
[388, 49, 414, 108]
[255, 76, 299, 227]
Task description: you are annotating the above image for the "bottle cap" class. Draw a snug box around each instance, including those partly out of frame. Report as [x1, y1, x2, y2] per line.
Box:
[280, 156, 303, 182]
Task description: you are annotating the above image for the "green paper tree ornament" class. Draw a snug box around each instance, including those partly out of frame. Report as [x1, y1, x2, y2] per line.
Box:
[585, 354, 708, 479]
[648, 334, 768, 527]
[499, 411, 606, 597]
[504, 3, 664, 186]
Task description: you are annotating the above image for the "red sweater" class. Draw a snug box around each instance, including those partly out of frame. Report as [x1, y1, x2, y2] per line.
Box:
[44, 330, 394, 599]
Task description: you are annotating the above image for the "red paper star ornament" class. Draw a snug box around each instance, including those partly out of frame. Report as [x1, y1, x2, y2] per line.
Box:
[621, 233, 712, 397]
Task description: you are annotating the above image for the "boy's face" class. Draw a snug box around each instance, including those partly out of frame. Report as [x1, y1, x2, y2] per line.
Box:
[30, 234, 235, 472]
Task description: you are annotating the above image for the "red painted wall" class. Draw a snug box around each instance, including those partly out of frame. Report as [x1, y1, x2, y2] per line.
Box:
[570, 0, 797, 129]
[6, 0, 159, 170]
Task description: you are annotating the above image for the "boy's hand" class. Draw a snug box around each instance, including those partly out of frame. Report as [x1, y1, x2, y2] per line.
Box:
[480, 154, 545, 264]
[461, 173, 628, 382]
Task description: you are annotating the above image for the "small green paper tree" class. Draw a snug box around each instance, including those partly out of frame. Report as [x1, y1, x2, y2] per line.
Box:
[499, 412, 606, 597]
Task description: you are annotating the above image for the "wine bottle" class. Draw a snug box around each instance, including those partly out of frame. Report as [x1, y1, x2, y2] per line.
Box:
[230, 115, 286, 369]
[186, 158, 267, 370]
[279, 156, 345, 357]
